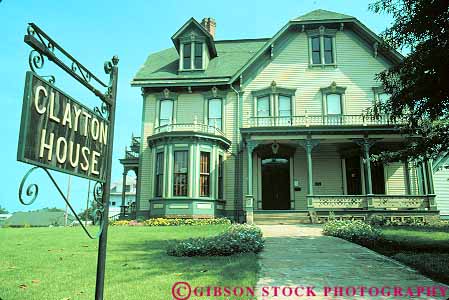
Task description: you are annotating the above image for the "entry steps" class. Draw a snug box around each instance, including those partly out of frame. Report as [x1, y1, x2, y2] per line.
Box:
[254, 210, 312, 225]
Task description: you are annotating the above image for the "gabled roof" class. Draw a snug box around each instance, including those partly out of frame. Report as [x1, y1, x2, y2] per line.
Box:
[292, 9, 354, 22]
[171, 17, 217, 58]
[132, 9, 404, 88]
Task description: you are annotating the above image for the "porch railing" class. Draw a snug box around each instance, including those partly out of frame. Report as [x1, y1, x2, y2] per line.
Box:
[248, 114, 406, 127]
[307, 195, 435, 210]
[154, 123, 225, 137]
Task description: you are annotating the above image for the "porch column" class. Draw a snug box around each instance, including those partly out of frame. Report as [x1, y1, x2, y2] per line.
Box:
[420, 161, 429, 194]
[133, 168, 139, 218]
[245, 141, 257, 224]
[425, 159, 435, 194]
[362, 141, 373, 195]
[121, 169, 128, 217]
[354, 139, 375, 195]
[298, 139, 319, 209]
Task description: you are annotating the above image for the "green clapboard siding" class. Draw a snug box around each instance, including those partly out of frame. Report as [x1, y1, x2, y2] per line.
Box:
[138, 94, 157, 210]
[386, 162, 407, 195]
[434, 168, 449, 217]
[241, 29, 391, 127]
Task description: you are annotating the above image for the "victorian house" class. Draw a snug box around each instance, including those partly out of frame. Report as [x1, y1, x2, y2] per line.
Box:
[124, 10, 439, 223]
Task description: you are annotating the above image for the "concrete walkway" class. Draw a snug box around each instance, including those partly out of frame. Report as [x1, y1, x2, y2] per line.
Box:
[256, 225, 448, 300]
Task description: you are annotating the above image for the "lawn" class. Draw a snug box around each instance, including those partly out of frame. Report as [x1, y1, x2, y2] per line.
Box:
[0, 225, 259, 300]
[368, 227, 449, 284]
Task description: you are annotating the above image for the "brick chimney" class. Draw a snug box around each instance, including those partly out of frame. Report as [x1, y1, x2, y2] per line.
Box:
[201, 17, 216, 39]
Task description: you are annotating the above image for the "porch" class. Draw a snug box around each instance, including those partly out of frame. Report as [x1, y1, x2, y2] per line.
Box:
[242, 135, 438, 224]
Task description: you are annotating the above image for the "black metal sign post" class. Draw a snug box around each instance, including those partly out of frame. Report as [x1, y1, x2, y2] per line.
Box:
[17, 23, 118, 300]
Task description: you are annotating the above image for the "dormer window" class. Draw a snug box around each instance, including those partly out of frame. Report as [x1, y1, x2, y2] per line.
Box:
[171, 18, 217, 72]
[183, 43, 191, 69]
[180, 42, 203, 70]
[307, 26, 337, 66]
[194, 42, 203, 69]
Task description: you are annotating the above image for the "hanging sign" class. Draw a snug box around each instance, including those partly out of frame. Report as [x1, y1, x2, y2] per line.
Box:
[17, 71, 109, 182]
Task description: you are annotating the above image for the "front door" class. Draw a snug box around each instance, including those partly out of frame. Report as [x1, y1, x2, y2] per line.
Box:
[262, 158, 290, 210]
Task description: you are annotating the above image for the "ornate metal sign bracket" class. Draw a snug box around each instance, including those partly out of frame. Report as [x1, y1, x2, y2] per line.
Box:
[19, 166, 105, 239]
[18, 22, 119, 300]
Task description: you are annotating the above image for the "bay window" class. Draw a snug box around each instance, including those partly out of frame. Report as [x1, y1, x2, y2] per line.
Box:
[155, 152, 164, 197]
[199, 152, 210, 197]
[173, 150, 188, 196]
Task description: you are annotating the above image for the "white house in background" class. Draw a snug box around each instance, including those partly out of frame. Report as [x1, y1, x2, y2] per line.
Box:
[433, 162, 449, 220]
[0, 213, 12, 226]
[109, 176, 137, 218]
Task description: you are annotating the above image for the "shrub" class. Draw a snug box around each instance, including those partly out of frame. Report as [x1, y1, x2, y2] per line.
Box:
[368, 215, 387, 227]
[110, 217, 232, 227]
[323, 220, 382, 246]
[167, 224, 264, 256]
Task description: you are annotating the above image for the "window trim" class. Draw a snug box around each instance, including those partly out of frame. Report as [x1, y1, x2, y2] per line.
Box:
[251, 84, 297, 126]
[155, 89, 178, 129]
[320, 82, 347, 116]
[307, 26, 337, 67]
[207, 97, 223, 130]
[158, 98, 174, 127]
[202, 87, 227, 132]
[179, 36, 206, 71]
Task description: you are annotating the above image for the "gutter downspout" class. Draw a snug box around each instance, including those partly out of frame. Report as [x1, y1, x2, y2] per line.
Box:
[230, 82, 243, 221]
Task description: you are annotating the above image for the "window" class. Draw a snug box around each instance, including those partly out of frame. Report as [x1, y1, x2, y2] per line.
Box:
[194, 42, 203, 69]
[199, 152, 210, 197]
[155, 152, 164, 197]
[173, 151, 188, 196]
[183, 43, 191, 69]
[208, 98, 222, 129]
[308, 28, 336, 65]
[326, 94, 342, 115]
[324, 36, 333, 64]
[278, 95, 292, 125]
[111, 201, 116, 206]
[218, 155, 224, 199]
[378, 93, 390, 104]
[326, 93, 342, 125]
[159, 99, 173, 126]
[124, 185, 131, 192]
[311, 37, 321, 64]
[257, 96, 270, 126]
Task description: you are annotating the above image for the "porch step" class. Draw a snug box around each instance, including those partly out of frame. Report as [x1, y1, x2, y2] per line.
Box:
[254, 210, 312, 225]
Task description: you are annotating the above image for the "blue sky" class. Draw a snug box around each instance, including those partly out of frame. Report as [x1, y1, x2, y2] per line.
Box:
[0, 0, 392, 213]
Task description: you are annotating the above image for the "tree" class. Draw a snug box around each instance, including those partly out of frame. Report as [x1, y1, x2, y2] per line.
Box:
[0, 205, 8, 214]
[369, 0, 449, 162]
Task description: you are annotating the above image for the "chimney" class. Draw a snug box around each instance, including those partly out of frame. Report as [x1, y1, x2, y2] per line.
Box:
[201, 17, 216, 39]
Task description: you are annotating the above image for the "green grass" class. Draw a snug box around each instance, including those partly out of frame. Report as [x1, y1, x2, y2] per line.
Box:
[0, 225, 259, 300]
[368, 227, 449, 284]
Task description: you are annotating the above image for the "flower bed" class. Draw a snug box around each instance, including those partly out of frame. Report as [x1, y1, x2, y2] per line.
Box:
[110, 217, 231, 227]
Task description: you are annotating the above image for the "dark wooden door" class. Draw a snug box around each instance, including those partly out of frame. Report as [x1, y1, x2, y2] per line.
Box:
[262, 158, 290, 210]
[345, 157, 362, 195]
[371, 163, 386, 194]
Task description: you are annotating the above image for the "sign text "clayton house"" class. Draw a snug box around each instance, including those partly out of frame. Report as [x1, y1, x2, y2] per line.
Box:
[18, 71, 109, 182]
